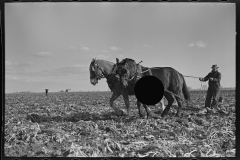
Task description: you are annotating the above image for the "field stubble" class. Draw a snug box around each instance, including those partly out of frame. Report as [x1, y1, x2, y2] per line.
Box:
[5, 90, 235, 157]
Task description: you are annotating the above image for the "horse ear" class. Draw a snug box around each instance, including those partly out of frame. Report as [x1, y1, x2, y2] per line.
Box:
[116, 58, 119, 64]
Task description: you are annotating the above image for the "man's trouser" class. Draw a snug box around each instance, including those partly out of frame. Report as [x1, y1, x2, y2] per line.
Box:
[205, 88, 220, 108]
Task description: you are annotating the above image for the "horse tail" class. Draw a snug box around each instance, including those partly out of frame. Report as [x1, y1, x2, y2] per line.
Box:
[181, 74, 191, 101]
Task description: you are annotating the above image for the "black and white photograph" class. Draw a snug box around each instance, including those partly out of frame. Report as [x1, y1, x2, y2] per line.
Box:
[4, 2, 236, 157]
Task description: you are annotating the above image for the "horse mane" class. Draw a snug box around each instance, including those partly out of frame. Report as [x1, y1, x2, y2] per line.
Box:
[118, 58, 141, 80]
[119, 58, 136, 65]
[91, 58, 115, 67]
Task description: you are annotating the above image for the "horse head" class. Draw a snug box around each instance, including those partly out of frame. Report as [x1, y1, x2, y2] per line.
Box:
[116, 58, 140, 88]
[89, 58, 105, 85]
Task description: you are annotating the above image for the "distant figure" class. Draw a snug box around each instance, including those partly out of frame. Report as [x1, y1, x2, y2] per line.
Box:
[45, 89, 48, 96]
[199, 65, 221, 111]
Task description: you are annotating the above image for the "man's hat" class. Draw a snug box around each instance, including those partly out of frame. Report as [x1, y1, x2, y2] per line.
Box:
[211, 65, 219, 68]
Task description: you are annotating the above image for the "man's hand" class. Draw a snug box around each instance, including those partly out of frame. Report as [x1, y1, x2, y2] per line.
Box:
[199, 78, 203, 81]
[209, 77, 213, 81]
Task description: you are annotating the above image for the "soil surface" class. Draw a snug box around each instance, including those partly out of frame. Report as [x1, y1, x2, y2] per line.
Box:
[4, 90, 235, 157]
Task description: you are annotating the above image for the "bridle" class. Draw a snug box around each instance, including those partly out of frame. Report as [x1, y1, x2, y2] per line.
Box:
[90, 60, 105, 80]
[90, 59, 117, 81]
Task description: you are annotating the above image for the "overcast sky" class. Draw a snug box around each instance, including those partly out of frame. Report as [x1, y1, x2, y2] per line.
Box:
[5, 3, 235, 93]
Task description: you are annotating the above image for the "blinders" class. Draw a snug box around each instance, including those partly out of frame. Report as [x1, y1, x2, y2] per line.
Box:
[90, 59, 104, 80]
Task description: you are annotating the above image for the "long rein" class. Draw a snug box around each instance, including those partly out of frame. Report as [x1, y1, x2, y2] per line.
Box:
[135, 66, 203, 109]
[129, 65, 218, 110]
[97, 62, 201, 109]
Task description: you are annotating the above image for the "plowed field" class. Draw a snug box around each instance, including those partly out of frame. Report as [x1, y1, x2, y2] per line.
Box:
[4, 90, 235, 157]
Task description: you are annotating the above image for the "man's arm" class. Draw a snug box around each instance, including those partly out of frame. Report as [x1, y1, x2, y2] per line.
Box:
[202, 73, 211, 81]
[212, 72, 221, 82]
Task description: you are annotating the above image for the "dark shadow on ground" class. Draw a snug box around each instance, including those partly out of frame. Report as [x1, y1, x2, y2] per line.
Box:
[25, 111, 142, 123]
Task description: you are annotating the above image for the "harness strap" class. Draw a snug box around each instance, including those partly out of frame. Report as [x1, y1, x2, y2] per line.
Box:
[107, 64, 117, 77]
[164, 89, 200, 110]
[148, 68, 152, 75]
[183, 75, 202, 79]
[128, 64, 141, 81]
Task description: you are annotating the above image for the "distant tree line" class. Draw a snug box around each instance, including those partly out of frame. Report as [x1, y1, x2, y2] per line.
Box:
[188, 85, 235, 91]
[13, 91, 31, 93]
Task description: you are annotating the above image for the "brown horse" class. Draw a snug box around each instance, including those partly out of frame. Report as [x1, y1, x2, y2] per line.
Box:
[115, 58, 191, 117]
[89, 58, 164, 118]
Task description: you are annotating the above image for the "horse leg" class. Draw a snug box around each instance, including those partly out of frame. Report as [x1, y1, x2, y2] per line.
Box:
[160, 98, 165, 110]
[175, 93, 183, 117]
[161, 92, 174, 117]
[110, 92, 123, 116]
[122, 92, 130, 117]
[137, 100, 145, 118]
[142, 104, 158, 119]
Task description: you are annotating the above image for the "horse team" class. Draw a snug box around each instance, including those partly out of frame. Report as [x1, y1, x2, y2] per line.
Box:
[89, 58, 191, 119]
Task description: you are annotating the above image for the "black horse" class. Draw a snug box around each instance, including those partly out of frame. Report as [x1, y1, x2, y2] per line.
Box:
[116, 58, 191, 117]
[89, 58, 164, 118]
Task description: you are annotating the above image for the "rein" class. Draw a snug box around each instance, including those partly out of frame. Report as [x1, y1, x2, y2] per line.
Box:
[118, 60, 203, 110]
[91, 60, 108, 80]
[182, 75, 202, 79]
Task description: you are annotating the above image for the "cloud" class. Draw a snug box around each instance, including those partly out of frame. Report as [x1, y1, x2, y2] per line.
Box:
[70, 45, 120, 53]
[188, 43, 195, 47]
[81, 46, 91, 51]
[6, 61, 33, 67]
[40, 65, 88, 76]
[33, 52, 52, 57]
[6, 77, 30, 83]
[6, 61, 33, 75]
[189, 40, 207, 48]
[196, 41, 207, 48]
[70, 45, 93, 52]
[79, 45, 96, 52]
[5, 61, 87, 77]
[109, 46, 121, 51]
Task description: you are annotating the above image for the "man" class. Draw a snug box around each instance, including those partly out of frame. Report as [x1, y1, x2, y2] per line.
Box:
[199, 65, 221, 111]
